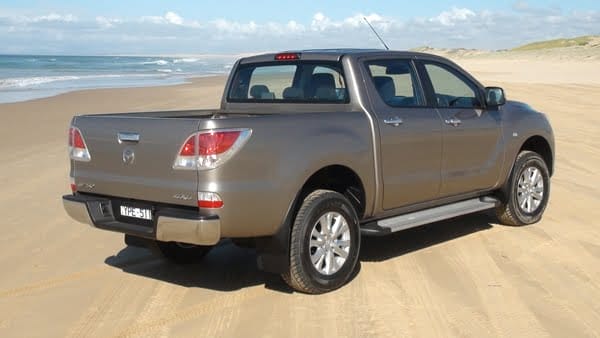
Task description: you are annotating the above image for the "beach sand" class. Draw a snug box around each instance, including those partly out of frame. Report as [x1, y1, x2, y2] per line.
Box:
[1, 56, 600, 337]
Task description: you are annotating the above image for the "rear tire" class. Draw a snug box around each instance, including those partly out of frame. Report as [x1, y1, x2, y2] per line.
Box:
[496, 150, 550, 226]
[282, 190, 360, 294]
[155, 241, 212, 264]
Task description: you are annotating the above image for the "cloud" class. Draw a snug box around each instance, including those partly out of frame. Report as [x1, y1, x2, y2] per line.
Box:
[139, 11, 199, 27]
[1, 12, 78, 24]
[286, 20, 305, 33]
[0, 7, 598, 55]
[513, 1, 535, 12]
[431, 7, 476, 26]
[512, 1, 560, 16]
[34, 13, 78, 23]
[165, 11, 183, 25]
[96, 16, 121, 28]
[212, 18, 258, 34]
[310, 12, 333, 31]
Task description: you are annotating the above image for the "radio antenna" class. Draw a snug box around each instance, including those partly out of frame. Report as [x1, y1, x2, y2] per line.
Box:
[363, 17, 389, 50]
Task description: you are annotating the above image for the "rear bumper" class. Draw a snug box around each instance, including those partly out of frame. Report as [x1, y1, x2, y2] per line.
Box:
[62, 194, 220, 245]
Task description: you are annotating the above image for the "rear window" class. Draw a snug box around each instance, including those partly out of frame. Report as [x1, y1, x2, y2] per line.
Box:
[228, 61, 349, 103]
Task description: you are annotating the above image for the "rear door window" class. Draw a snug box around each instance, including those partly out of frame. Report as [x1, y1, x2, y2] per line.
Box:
[365, 59, 424, 107]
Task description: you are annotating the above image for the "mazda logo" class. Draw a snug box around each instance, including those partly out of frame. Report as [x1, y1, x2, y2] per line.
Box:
[122, 148, 135, 165]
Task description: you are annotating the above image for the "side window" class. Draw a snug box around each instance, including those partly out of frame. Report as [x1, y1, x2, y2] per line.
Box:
[366, 59, 423, 107]
[424, 63, 480, 108]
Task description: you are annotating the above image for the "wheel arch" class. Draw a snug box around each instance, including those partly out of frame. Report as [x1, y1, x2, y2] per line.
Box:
[496, 134, 553, 202]
[519, 135, 554, 176]
[255, 164, 366, 274]
[295, 165, 366, 219]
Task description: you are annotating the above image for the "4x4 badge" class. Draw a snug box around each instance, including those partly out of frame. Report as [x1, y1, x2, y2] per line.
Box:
[173, 194, 192, 200]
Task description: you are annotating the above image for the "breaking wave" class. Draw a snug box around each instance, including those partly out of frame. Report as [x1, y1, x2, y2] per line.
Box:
[0, 76, 81, 89]
[173, 58, 200, 63]
[142, 59, 169, 65]
[0, 74, 136, 89]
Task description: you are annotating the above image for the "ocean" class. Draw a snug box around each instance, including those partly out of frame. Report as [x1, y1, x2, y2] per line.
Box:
[0, 55, 236, 104]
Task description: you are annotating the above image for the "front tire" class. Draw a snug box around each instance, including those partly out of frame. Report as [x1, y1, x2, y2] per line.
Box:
[496, 150, 551, 226]
[155, 241, 212, 264]
[282, 190, 361, 294]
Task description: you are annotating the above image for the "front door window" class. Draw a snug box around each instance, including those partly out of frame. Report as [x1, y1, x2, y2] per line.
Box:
[424, 63, 480, 108]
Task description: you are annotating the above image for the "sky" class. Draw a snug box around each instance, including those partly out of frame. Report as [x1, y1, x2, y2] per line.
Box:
[0, 0, 598, 55]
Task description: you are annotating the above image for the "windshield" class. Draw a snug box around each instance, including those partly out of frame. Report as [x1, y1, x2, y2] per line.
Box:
[228, 61, 349, 103]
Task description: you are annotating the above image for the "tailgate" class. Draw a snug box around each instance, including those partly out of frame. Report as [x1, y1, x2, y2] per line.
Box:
[71, 115, 201, 207]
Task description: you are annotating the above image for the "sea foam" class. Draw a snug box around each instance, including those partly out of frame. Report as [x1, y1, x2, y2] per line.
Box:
[142, 59, 169, 65]
[0, 76, 81, 89]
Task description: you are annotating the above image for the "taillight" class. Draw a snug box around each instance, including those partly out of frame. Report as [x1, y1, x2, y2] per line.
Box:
[198, 192, 223, 208]
[198, 131, 240, 155]
[173, 128, 251, 170]
[68, 127, 91, 162]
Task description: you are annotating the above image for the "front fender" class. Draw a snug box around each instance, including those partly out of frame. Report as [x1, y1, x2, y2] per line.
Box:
[497, 101, 555, 187]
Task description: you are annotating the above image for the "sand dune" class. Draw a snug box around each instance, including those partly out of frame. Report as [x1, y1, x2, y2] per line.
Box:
[414, 35, 600, 61]
[0, 54, 599, 337]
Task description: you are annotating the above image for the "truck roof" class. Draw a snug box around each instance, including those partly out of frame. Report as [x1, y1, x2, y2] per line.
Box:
[239, 48, 443, 64]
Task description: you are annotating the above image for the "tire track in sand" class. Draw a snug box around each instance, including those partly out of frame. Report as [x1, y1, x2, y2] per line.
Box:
[128, 282, 189, 338]
[114, 286, 266, 338]
[65, 276, 129, 338]
[0, 256, 160, 299]
[0, 268, 105, 299]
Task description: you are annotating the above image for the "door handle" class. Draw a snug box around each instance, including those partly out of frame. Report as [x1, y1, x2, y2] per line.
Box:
[383, 117, 403, 127]
[444, 118, 462, 127]
[118, 132, 140, 143]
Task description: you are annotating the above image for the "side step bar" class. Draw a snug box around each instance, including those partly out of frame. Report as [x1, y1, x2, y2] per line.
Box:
[361, 196, 499, 236]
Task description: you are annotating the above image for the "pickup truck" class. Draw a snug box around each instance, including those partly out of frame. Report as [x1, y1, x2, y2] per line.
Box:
[63, 49, 554, 294]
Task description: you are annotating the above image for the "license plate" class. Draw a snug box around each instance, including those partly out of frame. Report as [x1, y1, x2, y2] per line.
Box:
[120, 205, 153, 220]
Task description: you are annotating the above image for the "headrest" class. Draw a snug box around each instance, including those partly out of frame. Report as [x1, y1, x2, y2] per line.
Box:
[311, 73, 336, 89]
[250, 85, 269, 99]
[283, 87, 304, 99]
[373, 76, 396, 102]
[314, 87, 338, 100]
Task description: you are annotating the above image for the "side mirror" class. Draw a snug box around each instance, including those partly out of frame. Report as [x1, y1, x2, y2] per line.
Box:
[485, 87, 506, 107]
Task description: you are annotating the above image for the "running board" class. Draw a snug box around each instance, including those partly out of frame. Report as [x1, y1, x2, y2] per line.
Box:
[361, 196, 499, 236]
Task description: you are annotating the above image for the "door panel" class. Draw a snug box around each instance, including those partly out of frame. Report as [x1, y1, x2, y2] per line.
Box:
[438, 107, 503, 195]
[378, 110, 443, 209]
[421, 62, 503, 196]
[363, 59, 443, 210]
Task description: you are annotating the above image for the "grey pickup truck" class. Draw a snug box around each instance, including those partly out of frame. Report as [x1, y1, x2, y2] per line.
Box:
[63, 49, 554, 293]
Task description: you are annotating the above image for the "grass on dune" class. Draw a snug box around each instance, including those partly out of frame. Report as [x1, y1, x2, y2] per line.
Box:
[512, 36, 598, 51]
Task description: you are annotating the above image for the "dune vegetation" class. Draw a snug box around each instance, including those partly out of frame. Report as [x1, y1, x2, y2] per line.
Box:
[512, 35, 599, 51]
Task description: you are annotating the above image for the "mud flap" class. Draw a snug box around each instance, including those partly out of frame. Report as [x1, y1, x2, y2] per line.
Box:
[255, 225, 290, 274]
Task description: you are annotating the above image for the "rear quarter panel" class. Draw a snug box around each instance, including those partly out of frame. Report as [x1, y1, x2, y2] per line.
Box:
[197, 111, 375, 237]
